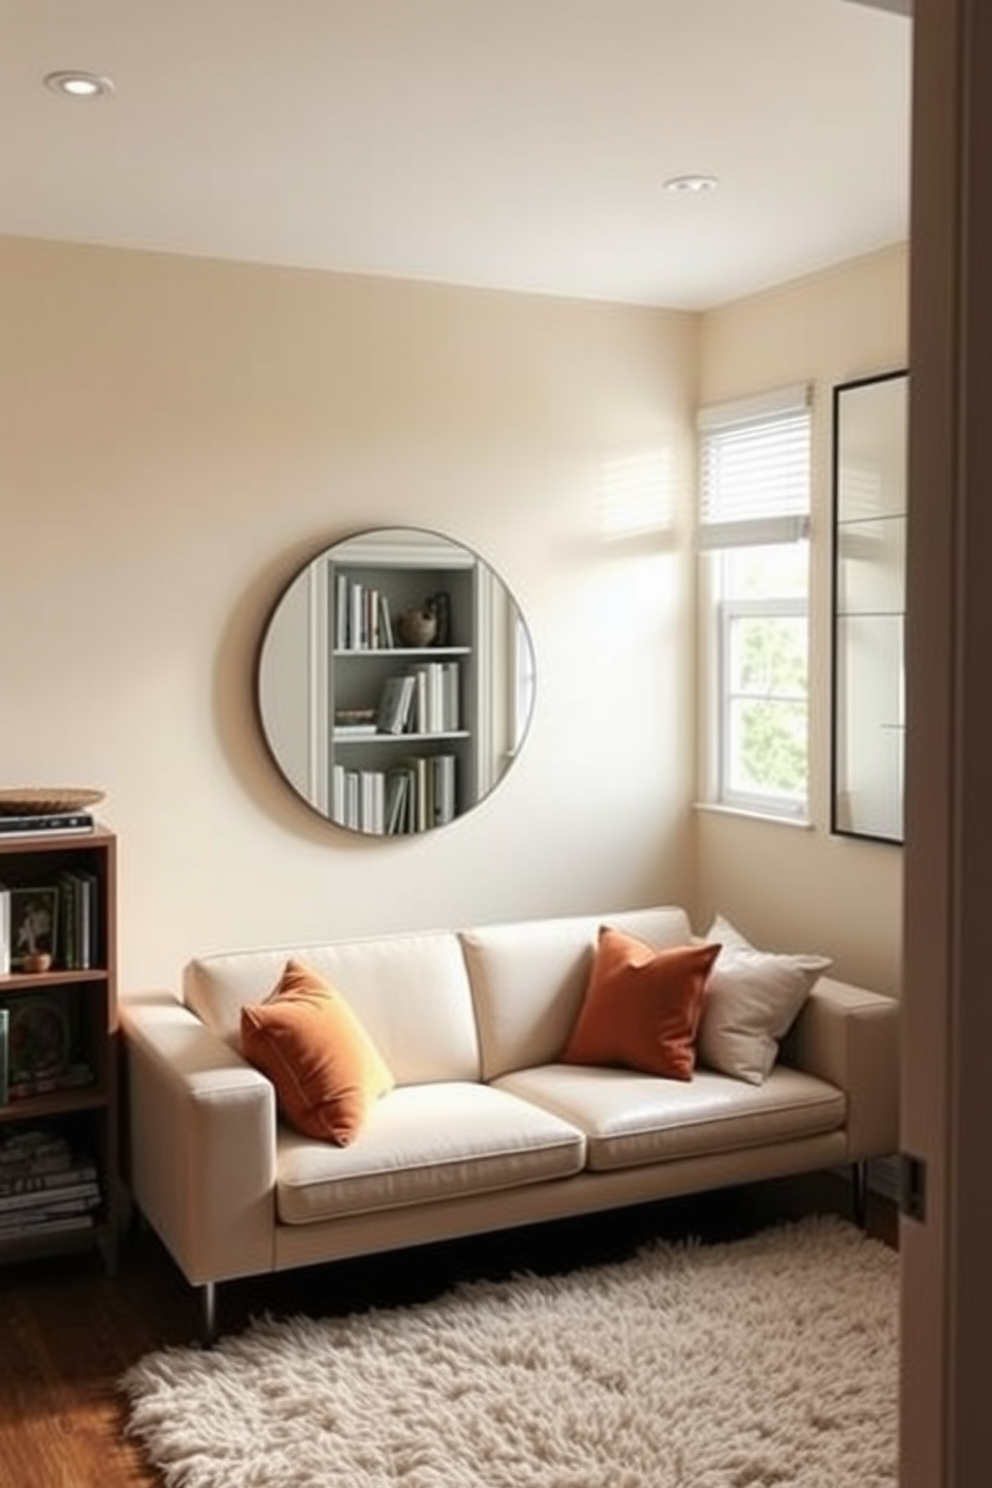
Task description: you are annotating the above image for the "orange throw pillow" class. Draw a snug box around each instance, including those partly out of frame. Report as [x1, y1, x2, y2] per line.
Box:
[240, 959, 394, 1145]
[561, 928, 721, 1081]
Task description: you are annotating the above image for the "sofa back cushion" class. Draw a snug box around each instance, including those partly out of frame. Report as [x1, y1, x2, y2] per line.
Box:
[184, 931, 481, 1086]
[459, 907, 694, 1081]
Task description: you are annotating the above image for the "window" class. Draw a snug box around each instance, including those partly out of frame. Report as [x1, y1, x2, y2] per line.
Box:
[697, 385, 812, 819]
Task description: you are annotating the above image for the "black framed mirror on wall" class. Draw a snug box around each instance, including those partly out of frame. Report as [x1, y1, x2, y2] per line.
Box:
[831, 369, 908, 844]
[256, 527, 536, 835]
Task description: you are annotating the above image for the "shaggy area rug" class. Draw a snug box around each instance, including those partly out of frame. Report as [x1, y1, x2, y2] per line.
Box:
[120, 1215, 897, 1488]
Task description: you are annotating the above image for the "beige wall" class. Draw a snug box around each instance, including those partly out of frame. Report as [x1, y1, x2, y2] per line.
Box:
[0, 237, 698, 994]
[695, 244, 908, 992]
[0, 236, 907, 999]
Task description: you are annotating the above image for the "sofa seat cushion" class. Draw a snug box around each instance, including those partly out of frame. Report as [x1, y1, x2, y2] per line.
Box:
[275, 1081, 585, 1225]
[493, 1065, 845, 1173]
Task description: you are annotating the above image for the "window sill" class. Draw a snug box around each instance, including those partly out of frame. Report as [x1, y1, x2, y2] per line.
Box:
[692, 802, 813, 830]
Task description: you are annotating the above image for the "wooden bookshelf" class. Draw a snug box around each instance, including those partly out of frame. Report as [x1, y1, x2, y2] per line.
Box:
[0, 826, 119, 1272]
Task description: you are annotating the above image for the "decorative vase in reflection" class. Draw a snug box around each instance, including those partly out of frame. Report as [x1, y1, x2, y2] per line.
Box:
[397, 600, 438, 648]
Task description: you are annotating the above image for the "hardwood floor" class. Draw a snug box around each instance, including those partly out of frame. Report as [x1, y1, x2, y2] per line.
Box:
[0, 1174, 896, 1488]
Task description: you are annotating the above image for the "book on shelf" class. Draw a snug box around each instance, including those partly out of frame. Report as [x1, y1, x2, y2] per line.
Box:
[433, 753, 457, 826]
[384, 769, 410, 835]
[0, 812, 95, 838]
[0, 1134, 75, 1174]
[375, 674, 416, 735]
[0, 1178, 100, 1214]
[415, 757, 431, 832]
[57, 870, 76, 971]
[348, 581, 365, 650]
[378, 591, 394, 649]
[335, 575, 396, 651]
[0, 1150, 77, 1178]
[393, 755, 431, 832]
[0, 884, 9, 976]
[0, 1006, 7, 1104]
[0, 1127, 73, 1164]
[57, 868, 100, 970]
[443, 661, 460, 732]
[333, 704, 377, 734]
[366, 587, 381, 650]
[0, 1161, 97, 1198]
[0, 1136, 94, 1182]
[76, 870, 96, 968]
[382, 753, 458, 833]
[412, 667, 430, 734]
[7, 1062, 95, 1102]
[361, 770, 386, 834]
[344, 769, 360, 829]
[0, 1209, 96, 1240]
[335, 572, 348, 648]
[332, 766, 387, 833]
[0, 1129, 102, 1237]
[410, 661, 460, 734]
[384, 760, 415, 834]
[331, 767, 362, 831]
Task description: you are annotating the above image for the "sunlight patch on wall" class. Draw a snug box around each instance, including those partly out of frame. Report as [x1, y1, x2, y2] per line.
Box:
[595, 449, 675, 540]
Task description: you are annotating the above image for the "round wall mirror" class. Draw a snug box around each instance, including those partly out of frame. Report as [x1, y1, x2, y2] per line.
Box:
[257, 527, 536, 834]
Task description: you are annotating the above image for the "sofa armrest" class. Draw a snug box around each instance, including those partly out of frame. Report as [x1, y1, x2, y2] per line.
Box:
[121, 990, 277, 1286]
[784, 976, 899, 1161]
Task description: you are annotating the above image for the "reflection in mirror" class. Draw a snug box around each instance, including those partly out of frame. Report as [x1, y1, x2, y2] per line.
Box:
[257, 528, 536, 834]
[831, 370, 908, 843]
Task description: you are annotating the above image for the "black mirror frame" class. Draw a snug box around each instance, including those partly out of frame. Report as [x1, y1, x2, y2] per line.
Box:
[830, 368, 909, 845]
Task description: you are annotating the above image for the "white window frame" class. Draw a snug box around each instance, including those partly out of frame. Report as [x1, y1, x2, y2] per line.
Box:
[717, 592, 808, 818]
[697, 384, 813, 822]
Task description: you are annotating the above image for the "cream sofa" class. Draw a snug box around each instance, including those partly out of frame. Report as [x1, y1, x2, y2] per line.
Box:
[121, 906, 899, 1340]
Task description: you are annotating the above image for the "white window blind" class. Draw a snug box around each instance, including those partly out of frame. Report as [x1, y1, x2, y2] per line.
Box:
[698, 384, 811, 549]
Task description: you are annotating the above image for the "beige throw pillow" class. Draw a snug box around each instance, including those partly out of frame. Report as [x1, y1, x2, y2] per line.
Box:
[697, 915, 832, 1085]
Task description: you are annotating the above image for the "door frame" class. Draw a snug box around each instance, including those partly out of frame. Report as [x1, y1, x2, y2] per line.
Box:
[901, 0, 992, 1481]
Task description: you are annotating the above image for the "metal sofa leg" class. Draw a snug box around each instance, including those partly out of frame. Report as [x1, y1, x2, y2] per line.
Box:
[851, 1160, 868, 1229]
[200, 1281, 218, 1347]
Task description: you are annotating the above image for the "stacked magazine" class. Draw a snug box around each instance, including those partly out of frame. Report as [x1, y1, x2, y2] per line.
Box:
[0, 810, 94, 840]
[0, 1127, 101, 1241]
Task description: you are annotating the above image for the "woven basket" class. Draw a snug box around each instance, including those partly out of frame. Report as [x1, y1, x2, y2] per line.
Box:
[0, 787, 105, 818]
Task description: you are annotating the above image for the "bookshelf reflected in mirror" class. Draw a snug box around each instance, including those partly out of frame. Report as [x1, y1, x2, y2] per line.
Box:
[257, 527, 536, 836]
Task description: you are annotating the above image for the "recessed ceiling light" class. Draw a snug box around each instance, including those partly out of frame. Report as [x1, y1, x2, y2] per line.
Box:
[664, 174, 719, 195]
[43, 70, 115, 99]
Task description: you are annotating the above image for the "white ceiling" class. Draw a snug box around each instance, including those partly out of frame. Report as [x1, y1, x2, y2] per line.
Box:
[0, 0, 911, 311]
